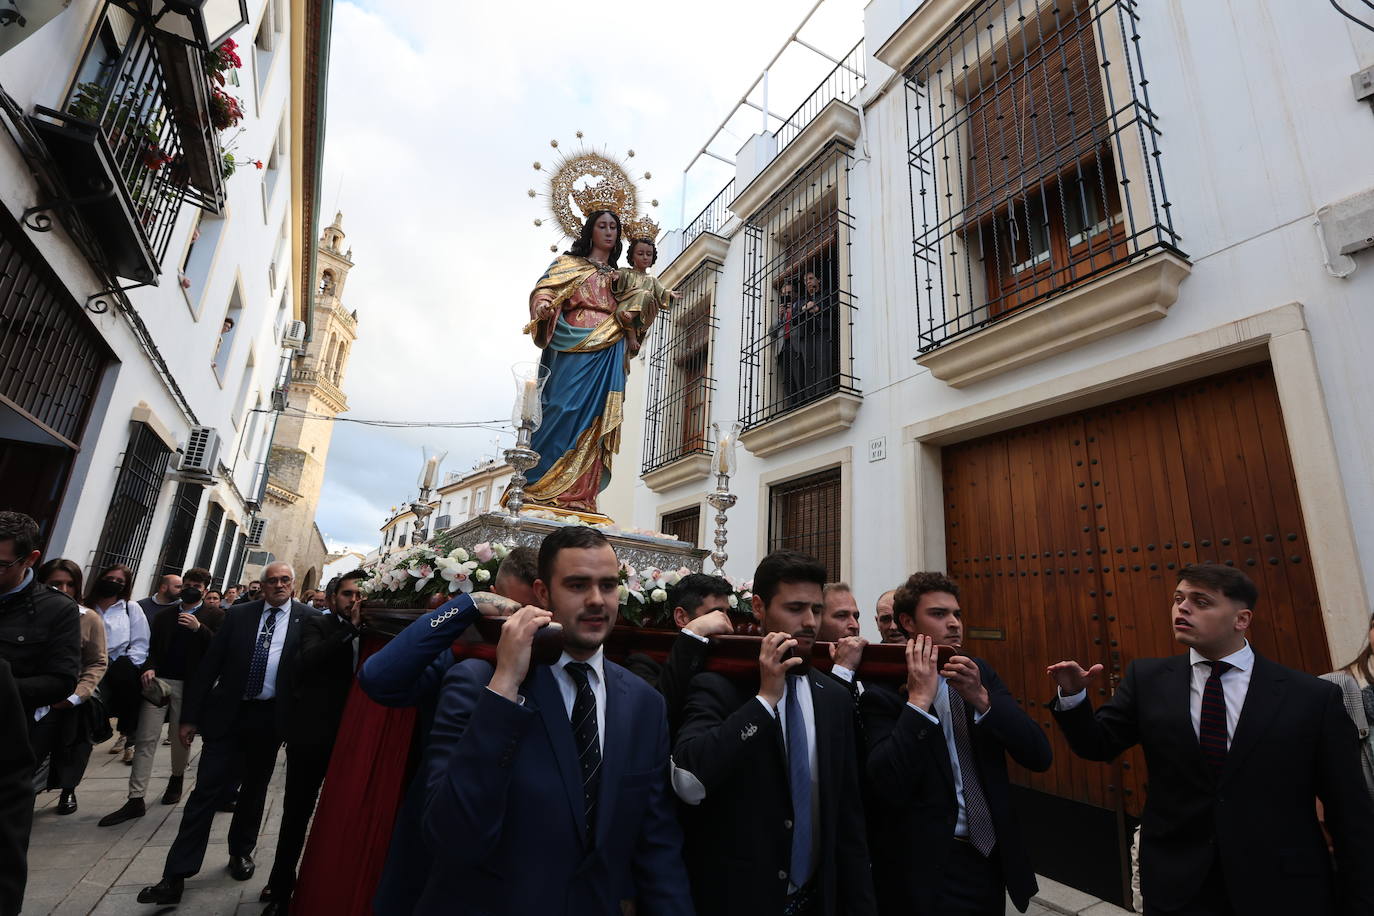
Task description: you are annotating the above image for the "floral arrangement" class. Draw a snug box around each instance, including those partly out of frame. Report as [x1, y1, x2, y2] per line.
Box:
[209, 88, 244, 131]
[204, 38, 243, 84]
[362, 531, 753, 630]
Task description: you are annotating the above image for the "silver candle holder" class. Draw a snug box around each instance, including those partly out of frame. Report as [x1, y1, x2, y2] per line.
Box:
[410, 445, 446, 543]
[501, 361, 548, 541]
[705, 421, 742, 574]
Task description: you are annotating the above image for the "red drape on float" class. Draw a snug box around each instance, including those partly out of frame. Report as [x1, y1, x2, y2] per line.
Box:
[291, 637, 416, 915]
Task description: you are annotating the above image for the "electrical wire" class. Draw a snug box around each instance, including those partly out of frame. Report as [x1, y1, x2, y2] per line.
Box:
[250, 406, 512, 431]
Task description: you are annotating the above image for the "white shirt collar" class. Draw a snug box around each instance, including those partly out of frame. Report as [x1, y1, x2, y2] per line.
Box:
[1189, 639, 1254, 672]
[556, 647, 605, 684]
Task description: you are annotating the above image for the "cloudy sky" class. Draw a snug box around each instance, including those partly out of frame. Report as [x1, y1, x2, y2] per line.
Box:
[312, 0, 864, 554]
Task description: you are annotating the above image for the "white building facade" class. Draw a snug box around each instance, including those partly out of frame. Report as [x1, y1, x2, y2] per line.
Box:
[0, 0, 333, 594]
[631, 0, 1374, 901]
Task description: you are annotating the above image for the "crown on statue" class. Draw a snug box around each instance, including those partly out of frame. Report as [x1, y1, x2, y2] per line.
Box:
[572, 180, 633, 225]
[622, 213, 661, 243]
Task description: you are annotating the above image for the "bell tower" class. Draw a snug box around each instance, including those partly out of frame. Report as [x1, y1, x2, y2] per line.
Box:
[256, 211, 360, 591]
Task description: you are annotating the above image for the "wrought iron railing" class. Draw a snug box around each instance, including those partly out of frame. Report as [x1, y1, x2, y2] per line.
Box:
[152, 481, 205, 584]
[683, 178, 735, 247]
[775, 40, 866, 153]
[642, 260, 720, 475]
[904, 0, 1181, 352]
[211, 518, 237, 589]
[738, 143, 860, 429]
[768, 466, 842, 581]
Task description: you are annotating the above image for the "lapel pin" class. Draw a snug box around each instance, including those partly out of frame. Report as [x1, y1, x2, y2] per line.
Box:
[740, 723, 758, 741]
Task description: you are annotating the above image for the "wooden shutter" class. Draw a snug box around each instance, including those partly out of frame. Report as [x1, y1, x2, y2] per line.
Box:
[965, 10, 1109, 219]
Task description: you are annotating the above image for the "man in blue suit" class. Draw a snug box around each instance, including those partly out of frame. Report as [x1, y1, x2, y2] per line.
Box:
[359, 547, 536, 915]
[419, 525, 693, 915]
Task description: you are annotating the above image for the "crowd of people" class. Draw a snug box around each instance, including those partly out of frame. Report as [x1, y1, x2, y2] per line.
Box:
[3, 507, 1374, 915]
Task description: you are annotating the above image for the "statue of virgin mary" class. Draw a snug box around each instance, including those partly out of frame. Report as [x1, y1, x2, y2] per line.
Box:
[511, 209, 671, 517]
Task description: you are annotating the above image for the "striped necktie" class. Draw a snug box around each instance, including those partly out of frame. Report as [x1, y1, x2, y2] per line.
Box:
[1198, 660, 1232, 775]
[948, 686, 997, 856]
[565, 662, 601, 842]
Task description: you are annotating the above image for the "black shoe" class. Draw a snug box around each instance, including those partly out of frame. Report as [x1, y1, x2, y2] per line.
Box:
[56, 790, 77, 815]
[97, 797, 146, 827]
[161, 775, 184, 805]
[137, 877, 183, 904]
[228, 853, 255, 881]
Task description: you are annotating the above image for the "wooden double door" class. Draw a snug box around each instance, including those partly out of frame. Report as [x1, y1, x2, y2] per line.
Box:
[941, 363, 1327, 818]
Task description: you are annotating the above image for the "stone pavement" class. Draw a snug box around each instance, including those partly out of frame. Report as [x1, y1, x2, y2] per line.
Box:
[24, 734, 1132, 916]
[24, 731, 286, 916]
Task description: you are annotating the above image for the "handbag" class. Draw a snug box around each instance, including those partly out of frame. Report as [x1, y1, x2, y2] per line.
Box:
[82, 691, 114, 744]
[141, 675, 172, 708]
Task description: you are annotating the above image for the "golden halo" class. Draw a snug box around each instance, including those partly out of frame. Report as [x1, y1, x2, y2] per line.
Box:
[546, 151, 639, 240]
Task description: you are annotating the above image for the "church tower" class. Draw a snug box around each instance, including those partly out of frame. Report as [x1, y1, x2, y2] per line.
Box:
[257, 212, 359, 591]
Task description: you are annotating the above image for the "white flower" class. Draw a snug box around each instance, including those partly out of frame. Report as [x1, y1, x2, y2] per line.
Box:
[728, 594, 739, 608]
[409, 563, 435, 590]
[617, 584, 630, 604]
[664, 571, 681, 587]
[475, 568, 491, 583]
[449, 547, 470, 562]
[436, 556, 474, 594]
[650, 588, 668, 603]
[493, 543, 510, 559]
[623, 565, 637, 578]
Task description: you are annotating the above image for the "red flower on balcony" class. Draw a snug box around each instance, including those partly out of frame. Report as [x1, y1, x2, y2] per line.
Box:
[140, 144, 173, 170]
[209, 88, 244, 131]
[205, 38, 244, 86]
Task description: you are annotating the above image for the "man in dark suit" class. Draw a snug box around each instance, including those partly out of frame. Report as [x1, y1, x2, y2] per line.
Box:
[420, 525, 693, 915]
[623, 572, 735, 732]
[0, 657, 34, 916]
[138, 561, 315, 906]
[862, 572, 1051, 915]
[261, 569, 367, 913]
[1049, 563, 1374, 916]
[672, 550, 876, 916]
[0, 511, 80, 721]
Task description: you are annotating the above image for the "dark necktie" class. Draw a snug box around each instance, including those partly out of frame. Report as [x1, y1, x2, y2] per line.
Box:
[947, 686, 997, 856]
[784, 674, 813, 887]
[243, 607, 280, 699]
[565, 662, 601, 842]
[1198, 660, 1232, 775]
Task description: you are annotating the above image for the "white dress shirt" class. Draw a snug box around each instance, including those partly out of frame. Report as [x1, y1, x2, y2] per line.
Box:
[908, 677, 988, 838]
[249, 601, 292, 700]
[100, 599, 150, 666]
[1057, 641, 1255, 749]
[553, 648, 606, 753]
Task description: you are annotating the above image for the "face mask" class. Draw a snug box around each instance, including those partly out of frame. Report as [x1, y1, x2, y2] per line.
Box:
[179, 586, 203, 605]
[94, 578, 123, 598]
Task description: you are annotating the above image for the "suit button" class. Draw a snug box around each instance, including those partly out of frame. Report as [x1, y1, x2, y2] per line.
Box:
[777, 870, 787, 881]
[784, 819, 793, 830]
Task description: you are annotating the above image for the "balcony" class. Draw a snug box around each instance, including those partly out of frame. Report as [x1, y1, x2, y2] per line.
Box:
[902, 0, 1187, 386]
[774, 40, 865, 154]
[29, 3, 228, 285]
[433, 514, 452, 532]
[682, 178, 735, 249]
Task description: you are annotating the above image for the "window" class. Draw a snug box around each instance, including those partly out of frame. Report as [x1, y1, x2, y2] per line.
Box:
[194, 501, 225, 570]
[660, 506, 701, 547]
[459, 493, 471, 517]
[475, 488, 488, 514]
[739, 146, 858, 429]
[180, 210, 227, 315]
[91, 422, 173, 574]
[211, 519, 237, 589]
[152, 482, 205, 584]
[768, 467, 842, 581]
[261, 115, 285, 216]
[212, 283, 245, 380]
[231, 349, 256, 430]
[642, 261, 719, 474]
[254, 2, 277, 93]
[905, 0, 1179, 350]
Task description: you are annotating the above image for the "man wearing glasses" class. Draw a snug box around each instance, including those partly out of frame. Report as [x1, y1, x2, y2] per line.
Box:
[138, 561, 315, 906]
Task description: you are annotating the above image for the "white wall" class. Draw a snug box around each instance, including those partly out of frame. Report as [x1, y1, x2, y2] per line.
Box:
[0, 0, 299, 589]
[632, 0, 1374, 643]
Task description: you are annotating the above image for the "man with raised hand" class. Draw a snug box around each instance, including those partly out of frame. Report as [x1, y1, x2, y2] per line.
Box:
[1049, 563, 1374, 916]
[672, 551, 876, 916]
[419, 525, 692, 915]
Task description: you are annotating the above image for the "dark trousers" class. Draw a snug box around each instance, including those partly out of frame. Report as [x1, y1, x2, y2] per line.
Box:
[1144, 854, 1236, 916]
[163, 700, 281, 879]
[930, 839, 1005, 916]
[266, 740, 333, 897]
[26, 714, 62, 786]
[104, 656, 142, 736]
[29, 707, 92, 792]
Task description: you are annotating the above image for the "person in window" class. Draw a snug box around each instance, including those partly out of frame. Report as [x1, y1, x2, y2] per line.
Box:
[798, 269, 838, 399]
[87, 563, 150, 765]
[33, 558, 108, 816]
[771, 278, 806, 409]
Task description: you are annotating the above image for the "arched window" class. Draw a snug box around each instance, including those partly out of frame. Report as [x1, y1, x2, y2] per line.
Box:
[319, 269, 334, 294]
[333, 342, 349, 384]
[322, 334, 337, 376]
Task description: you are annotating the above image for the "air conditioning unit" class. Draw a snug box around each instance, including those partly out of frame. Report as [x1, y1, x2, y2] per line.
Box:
[247, 518, 268, 546]
[271, 386, 288, 411]
[179, 427, 220, 476]
[282, 319, 307, 350]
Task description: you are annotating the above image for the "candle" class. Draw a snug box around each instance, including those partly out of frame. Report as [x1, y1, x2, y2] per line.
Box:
[422, 456, 439, 489]
[520, 378, 539, 422]
[717, 435, 731, 474]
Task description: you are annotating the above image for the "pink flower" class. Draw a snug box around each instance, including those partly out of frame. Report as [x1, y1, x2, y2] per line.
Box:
[473, 542, 495, 564]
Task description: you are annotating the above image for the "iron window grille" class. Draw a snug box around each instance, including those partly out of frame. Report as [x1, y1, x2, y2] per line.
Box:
[904, 0, 1181, 351]
[642, 260, 721, 475]
[0, 208, 111, 447]
[683, 178, 735, 248]
[775, 40, 867, 153]
[768, 467, 843, 582]
[739, 143, 860, 429]
[91, 422, 173, 574]
[226, 529, 248, 588]
[660, 506, 702, 547]
[152, 481, 204, 584]
[194, 500, 224, 570]
[211, 517, 237, 589]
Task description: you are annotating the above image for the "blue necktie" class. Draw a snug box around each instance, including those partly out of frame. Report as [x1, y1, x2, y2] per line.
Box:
[243, 608, 279, 699]
[785, 675, 812, 888]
